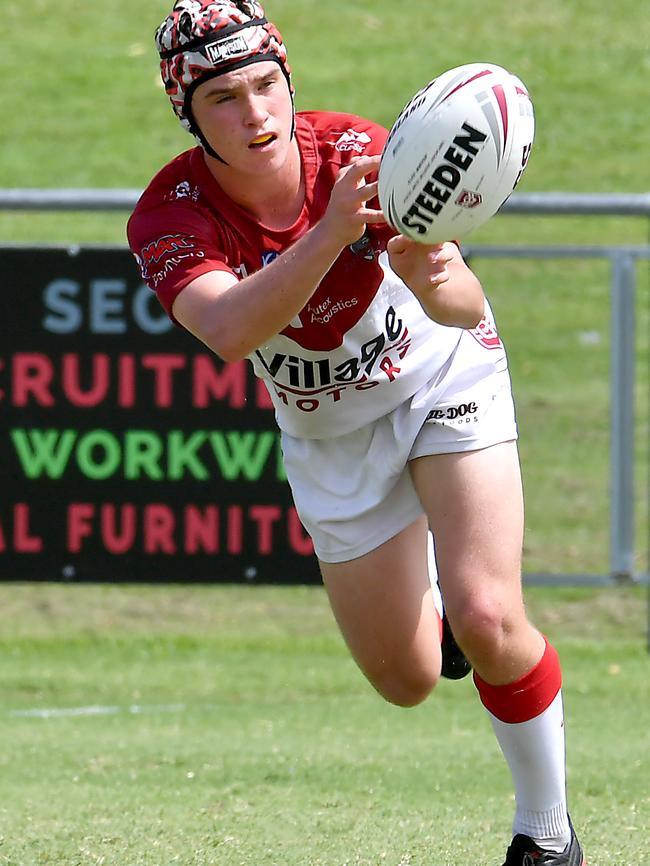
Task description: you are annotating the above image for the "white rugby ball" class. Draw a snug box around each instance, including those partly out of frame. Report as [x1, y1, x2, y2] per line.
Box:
[378, 63, 535, 243]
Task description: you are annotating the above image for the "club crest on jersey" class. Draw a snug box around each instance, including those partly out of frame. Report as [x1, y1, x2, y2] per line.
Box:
[328, 128, 372, 153]
[169, 180, 200, 202]
[469, 314, 503, 350]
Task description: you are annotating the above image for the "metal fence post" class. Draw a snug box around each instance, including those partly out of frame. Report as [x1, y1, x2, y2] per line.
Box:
[610, 251, 637, 580]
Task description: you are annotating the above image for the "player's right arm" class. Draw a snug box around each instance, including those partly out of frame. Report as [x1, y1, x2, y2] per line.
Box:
[172, 155, 382, 362]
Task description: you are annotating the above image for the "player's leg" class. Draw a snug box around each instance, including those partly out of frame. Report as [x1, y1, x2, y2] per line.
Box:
[410, 442, 583, 863]
[319, 514, 443, 708]
[411, 441, 542, 679]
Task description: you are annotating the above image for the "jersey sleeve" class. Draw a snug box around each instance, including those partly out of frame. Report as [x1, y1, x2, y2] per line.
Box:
[127, 200, 237, 320]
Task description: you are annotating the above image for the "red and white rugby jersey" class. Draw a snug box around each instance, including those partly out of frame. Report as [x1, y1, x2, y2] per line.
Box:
[127, 111, 463, 438]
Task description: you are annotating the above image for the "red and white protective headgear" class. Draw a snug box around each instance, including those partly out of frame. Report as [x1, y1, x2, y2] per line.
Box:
[156, 0, 294, 158]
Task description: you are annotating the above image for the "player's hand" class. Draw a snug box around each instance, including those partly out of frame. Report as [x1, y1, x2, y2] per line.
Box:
[387, 234, 453, 291]
[319, 155, 384, 247]
[387, 235, 485, 328]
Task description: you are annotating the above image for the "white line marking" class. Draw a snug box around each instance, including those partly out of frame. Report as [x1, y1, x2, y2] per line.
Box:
[8, 703, 186, 719]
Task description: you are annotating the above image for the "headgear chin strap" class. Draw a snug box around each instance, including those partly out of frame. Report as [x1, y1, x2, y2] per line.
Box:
[156, 1, 294, 162]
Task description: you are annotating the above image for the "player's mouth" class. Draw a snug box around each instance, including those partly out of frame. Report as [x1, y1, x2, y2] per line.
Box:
[248, 132, 277, 149]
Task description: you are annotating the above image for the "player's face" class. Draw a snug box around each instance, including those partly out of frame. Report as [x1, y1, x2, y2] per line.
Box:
[191, 61, 294, 174]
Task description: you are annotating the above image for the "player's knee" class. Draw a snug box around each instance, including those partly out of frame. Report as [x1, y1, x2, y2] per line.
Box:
[368, 663, 440, 708]
[451, 591, 518, 660]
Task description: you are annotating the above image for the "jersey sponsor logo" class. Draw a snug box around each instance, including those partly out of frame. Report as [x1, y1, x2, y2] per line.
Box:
[140, 234, 196, 267]
[135, 234, 205, 287]
[468, 314, 503, 350]
[327, 128, 372, 153]
[426, 401, 479, 425]
[306, 296, 358, 325]
[254, 306, 411, 413]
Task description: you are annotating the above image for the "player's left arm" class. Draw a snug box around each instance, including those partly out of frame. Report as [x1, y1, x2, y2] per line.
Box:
[387, 235, 484, 329]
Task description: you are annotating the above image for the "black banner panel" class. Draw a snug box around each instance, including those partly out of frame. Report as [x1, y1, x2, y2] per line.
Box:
[0, 246, 321, 583]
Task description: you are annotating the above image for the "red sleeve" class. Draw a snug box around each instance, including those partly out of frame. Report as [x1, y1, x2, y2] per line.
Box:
[127, 200, 236, 321]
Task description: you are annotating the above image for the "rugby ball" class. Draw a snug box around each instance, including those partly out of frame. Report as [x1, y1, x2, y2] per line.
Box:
[378, 63, 534, 243]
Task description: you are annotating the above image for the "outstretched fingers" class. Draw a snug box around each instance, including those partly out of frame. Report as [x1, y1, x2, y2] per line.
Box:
[357, 180, 384, 223]
[322, 154, 385, 244]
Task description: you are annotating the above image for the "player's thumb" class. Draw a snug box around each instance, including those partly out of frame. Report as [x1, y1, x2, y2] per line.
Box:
[387, 234, 411, 257]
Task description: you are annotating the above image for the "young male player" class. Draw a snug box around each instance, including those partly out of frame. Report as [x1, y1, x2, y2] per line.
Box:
[127, 3, 586, 863]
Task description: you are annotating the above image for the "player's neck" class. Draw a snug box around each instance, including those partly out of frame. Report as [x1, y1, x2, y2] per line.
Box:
[205, 139, 305, 231]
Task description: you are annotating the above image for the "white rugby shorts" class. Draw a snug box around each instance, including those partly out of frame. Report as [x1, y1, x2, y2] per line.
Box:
[281, 325, 518, 563]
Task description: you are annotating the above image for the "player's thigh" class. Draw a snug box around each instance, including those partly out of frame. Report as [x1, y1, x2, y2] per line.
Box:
[319, 515, 442, 705]
[409, 441, 525, 621]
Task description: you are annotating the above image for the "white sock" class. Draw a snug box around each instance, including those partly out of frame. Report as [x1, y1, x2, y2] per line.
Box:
[487, 691, 570, 852]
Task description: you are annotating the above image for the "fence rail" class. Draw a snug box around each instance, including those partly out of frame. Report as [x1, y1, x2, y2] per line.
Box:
[1, 190, 648, 592]
[464, 243, 649, 588]
[2, 189, 650, 217]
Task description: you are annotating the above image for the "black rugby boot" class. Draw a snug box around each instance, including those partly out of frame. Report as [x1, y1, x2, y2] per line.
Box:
[501, 822, 586, 865]
[440, 612, 471, 680]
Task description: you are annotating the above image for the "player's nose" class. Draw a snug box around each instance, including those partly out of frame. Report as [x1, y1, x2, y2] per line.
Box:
[242, 95, 268, 126]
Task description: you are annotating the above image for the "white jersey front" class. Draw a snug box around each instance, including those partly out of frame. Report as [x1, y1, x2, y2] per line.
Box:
[249, 251, 462, 437]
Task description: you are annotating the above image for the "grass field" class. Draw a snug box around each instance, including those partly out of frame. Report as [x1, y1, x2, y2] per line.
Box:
[0, 7, 649, 863]
[0, 583, 648, 865]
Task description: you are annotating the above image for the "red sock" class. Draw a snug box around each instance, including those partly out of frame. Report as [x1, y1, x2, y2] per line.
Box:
[473, 637, 562, 723]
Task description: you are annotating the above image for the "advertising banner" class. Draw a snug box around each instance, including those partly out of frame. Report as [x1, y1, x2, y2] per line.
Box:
[0, 246, 320, 583]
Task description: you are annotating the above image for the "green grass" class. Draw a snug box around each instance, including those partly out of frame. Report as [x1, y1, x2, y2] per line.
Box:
[1, 1, 648, 193]
[0, 0, 648, 234]
[1, 0, 647, 576]
[0, 7, 649, 863]
[0, 583, 648, 865]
